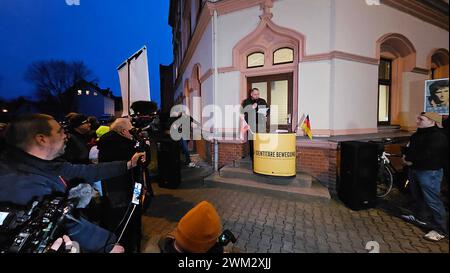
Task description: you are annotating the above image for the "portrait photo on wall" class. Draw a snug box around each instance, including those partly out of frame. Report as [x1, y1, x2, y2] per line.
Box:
[424, 78, 449, 115]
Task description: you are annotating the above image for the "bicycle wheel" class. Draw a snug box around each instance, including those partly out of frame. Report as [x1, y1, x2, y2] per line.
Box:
[376, 164, 394, 198]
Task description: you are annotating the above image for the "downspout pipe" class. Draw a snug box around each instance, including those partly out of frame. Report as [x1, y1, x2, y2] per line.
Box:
[213, 9, 219, 172]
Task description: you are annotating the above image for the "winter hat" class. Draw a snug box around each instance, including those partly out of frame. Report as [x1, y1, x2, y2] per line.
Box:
[174, 201, 222, 253]
[422, 112, 443, 128]
[69, 114, 89, 129]
[96, 125, 110, 140]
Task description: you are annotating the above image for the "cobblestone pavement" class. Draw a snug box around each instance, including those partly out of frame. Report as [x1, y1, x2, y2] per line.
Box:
[141, 179, 449, 253]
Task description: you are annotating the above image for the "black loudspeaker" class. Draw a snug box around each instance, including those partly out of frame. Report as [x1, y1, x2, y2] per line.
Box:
[157, 139, 181, 189]
[338, 141, 378, 210]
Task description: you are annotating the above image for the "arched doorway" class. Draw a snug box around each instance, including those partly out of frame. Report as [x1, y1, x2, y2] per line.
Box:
[232, 12, 305, 133]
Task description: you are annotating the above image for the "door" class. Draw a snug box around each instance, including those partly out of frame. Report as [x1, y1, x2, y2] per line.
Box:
[247, 73, 293, 131]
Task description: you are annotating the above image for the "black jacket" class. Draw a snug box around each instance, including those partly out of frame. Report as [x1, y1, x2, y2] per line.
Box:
[241, 98, 269, 132]
[0, 147, 128, 252]
[62, 130, 90, 164]
[97, 131, 137, 208]
[404, 126, 448, 170]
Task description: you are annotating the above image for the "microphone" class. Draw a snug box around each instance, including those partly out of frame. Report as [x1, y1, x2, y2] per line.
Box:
[68, 184, 93, 209]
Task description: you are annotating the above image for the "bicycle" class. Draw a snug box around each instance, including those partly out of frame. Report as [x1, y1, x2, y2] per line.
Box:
[369, 138, 409, 198]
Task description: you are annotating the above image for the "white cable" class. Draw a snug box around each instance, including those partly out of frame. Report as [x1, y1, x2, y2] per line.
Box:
[117, 205, 136, 244]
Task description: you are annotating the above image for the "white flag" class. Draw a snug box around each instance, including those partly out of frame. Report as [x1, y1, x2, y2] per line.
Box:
[117, 46, 151, 116]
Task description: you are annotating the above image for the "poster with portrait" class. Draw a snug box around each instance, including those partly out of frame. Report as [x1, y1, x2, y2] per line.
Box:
[424, 78, 449, 115]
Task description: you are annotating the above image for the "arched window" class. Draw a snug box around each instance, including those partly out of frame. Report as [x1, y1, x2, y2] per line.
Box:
[273, 48, 294, 65]
[376, 33, 416, 126]
[247, 52, 265, 68]
[430, 49, 449, 79]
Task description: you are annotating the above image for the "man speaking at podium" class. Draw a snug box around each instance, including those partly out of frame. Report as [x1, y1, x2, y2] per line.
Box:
[241, 88, 269, 160]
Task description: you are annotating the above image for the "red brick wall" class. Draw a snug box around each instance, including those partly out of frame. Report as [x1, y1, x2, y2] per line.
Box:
[208, 141, 339, 194]
[204, 141, 249, 168]
[217, 142, 249, 168]
[296, 146, 338, 195]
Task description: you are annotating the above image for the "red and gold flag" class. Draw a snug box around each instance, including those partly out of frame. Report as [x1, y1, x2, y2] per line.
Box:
[301, 115, 313, 140]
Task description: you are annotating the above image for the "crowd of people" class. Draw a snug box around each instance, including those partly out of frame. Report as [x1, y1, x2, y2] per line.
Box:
[0, 97, 448, 252]
[0, 105, 231, 253]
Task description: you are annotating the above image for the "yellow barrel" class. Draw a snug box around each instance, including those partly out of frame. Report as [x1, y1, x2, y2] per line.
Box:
[253, 133, 297, 177]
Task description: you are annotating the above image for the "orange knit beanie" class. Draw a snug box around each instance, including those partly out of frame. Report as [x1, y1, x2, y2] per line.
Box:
[174, 201, 222, 253]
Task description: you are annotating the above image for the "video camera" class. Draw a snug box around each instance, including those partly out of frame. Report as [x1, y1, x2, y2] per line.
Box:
[129, 101, 160, 133]
[217, 229, 237, 247]
[0, 195, 77, 253]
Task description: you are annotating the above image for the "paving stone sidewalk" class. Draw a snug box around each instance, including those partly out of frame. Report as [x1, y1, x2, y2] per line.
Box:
[141, 178, 449, 253]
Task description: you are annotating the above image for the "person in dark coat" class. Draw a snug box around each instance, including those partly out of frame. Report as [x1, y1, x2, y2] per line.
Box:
[97, 117, 151, 253]
[241, 88, 269, 160]
[62, 114, 91, 165]
[0, 114, 145, 252]
[441, 116, 449, 208]
[402, 112, 448, 241]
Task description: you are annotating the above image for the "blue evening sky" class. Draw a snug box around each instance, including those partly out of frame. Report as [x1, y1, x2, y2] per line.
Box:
[0, 0, 173, 106]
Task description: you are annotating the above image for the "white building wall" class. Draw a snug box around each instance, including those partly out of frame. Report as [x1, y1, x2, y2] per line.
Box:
[272, 0, 332, 55]
[332, 0, 448, 132]
[217, 71, 241, 129]
[334, 0, 449, 67]
[188, 21, 213, 77]
[174, 21, 213, 100]
[298, 61, 332, 132]
[202, 77, 214, 108]
[104, 97, 115, 116]
[175, 0, 448, 135]
[331, 59, 379, 131]
[217, 6, 261, 68]
[400, 72, 429, 129]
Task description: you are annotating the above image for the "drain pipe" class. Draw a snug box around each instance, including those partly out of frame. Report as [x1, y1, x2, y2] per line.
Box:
[213, 9, 219, 172]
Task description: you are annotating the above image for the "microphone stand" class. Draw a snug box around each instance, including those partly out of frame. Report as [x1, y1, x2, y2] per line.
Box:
[116, 139, 148, 253]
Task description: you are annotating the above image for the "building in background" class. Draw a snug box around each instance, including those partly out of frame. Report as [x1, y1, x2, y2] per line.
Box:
[62, 80, 117, 118]
[168, 0, 449, 194]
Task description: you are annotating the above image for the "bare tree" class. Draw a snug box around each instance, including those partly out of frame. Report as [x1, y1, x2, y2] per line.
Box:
[25, 60, 97, 118]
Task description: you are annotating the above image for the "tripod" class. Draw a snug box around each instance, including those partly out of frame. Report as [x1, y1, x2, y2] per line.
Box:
[114, 141, 151, 253]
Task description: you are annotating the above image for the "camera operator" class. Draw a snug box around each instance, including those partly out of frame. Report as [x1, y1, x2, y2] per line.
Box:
[0, 114, 145, 253]
[97, 117, 151, 253]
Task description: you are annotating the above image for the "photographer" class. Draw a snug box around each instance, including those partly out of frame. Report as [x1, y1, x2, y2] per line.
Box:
[0, 114, 145, 252]
[97, 117, 151, 253]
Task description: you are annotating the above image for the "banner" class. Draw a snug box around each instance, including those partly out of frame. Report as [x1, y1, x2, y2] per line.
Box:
[117, 46, 151, 116]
